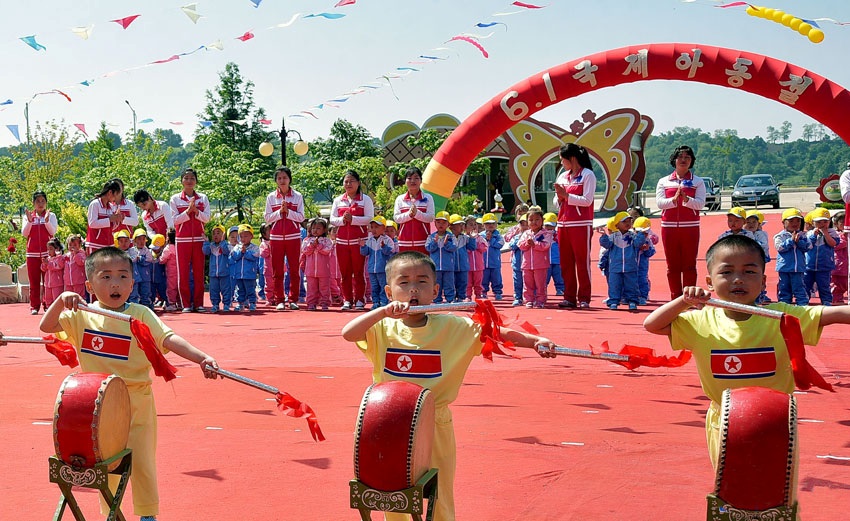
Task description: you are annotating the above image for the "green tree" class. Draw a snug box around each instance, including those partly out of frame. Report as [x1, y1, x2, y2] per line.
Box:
[196, 62, 276, 168]
[189, 134, 273, 222]
[308, 119, 381, 165]
[779, 121, 792, 143]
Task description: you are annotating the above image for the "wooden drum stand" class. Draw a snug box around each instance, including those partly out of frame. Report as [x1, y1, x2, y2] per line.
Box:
[49, 449, 132, 521]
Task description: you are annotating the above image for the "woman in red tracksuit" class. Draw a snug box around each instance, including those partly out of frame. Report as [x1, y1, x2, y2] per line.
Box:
[264, 166, 304, 311]
[169, 168, 211, 312]
[22, 190, 57, 314]
[393, 167, 435, 254]
[86, 180, 122, 254]
[330, 170, 374, 310]
[654, 145, 706, 299]
[553, 144, 596, 309]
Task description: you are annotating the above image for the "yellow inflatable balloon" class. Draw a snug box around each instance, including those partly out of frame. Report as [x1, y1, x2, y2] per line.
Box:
[781, 13, 794, 26]
[258, 141, 274, 157]
[808, 28, 825, 43]
[763, 8, 775, 18]
[772, 10, 785, 22]
[797, 22, 812, 35]
[746, 5, 760, 16]
[790, 18, 802, 30]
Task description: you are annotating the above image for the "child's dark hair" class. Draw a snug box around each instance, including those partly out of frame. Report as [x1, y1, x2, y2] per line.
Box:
[385, 251, 436, 280]
[47, 238, 62, 252]
[706, 235, 765, 271]
[133, 189, 152, 204]
[259, 222, 270, 239]
[628, 206, 645, 217]
[85, 247, 133, 280]
[311, 217, 329, 237]
[167, 229, 176, 245]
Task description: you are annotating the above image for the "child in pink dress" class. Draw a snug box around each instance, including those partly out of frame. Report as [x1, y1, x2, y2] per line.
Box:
[465, 215, 488, 299]
[831, 212, 848, 304]
[41, 238, 66, 307]
[158, 231, 179, 311]
[259, 223, 275, 306]
[518, 207, 554, 308]
[63, 235, 87, 298]
[301, 218, 334, 310]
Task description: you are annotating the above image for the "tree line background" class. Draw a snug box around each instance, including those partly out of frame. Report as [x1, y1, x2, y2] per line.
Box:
[1, 62, 848, 269]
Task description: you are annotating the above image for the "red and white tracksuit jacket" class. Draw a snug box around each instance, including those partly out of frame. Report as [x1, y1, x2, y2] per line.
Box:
[22, 210, 57, 311]
[63, 250, 87, 297]
[265, 188, 304, 303]
[141, 200, 173, 238]
[113, 197, 139, 235]
[170, 190, 211, 308]
[554, 168, 596, 304]
[86, 198, 117, 252]
[393, 191, 435, 253]
[655, 171, 706, 298]
[330, 193, 373, 304]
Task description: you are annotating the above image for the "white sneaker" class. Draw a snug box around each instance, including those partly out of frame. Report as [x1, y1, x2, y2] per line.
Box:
[276, 303, 287, 311]
[341, 301, 352, 310]
[354, 300, 365, 310]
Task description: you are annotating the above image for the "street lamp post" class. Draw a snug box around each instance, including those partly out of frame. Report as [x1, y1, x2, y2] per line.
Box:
[24, 102, 30, 143]
[259, 116, 308, 165]
[124, 100, 137, 143]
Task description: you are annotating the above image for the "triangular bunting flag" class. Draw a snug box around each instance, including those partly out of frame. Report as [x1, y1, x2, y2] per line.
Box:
[181, 4, 202, 24]
[6, 125, 20, 142]
[73, 124, 88, 137]
[111, 15, 141, 30]
[20, 35, 47, 51]
[71, 25, 94, 40]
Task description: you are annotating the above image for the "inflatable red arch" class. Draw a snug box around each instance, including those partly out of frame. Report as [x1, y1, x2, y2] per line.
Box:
[422, 42, 850, 209]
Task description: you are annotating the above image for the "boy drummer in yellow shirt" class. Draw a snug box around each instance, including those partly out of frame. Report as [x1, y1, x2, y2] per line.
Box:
[644, 234, 850, 506]
[342, 251, 556, 521]
[40, 247, 220, 521]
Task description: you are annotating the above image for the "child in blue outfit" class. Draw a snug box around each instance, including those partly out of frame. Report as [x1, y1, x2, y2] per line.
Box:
[543, 213, 565, 297]
[425, 211, 457, 304]
[230, 224, 259, 311]
[203, 224, 232, 312]
[131, 229, 155, 310]
[804, 207, 839, 306]
[360, 216, 394, 309]
[509, 214, 529, 306]
[774, 208, 812, 305]
[599, 211, 646, 311]
[449, 214, 474, 303]
[633, 216, 657, 306]
[227, 225, 241, 305]
[481, 213, 504, 300]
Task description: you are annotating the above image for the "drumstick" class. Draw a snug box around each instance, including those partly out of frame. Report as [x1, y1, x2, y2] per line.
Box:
[1, 335, 79, 367]
[539, 344, 692, 370]
[208, 367, 325, 442]
[77, 302, 177, 381]
[408, 302, 477, 313]
[705, 298, 784, 319]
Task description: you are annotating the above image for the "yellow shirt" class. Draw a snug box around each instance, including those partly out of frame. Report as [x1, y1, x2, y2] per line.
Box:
[58, 303, 174, 388]
[358, 314, 483, 408]
[671, 303, 822, 404]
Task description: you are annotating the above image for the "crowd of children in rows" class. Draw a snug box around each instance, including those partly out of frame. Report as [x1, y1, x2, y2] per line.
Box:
[593, 204, 848, 312]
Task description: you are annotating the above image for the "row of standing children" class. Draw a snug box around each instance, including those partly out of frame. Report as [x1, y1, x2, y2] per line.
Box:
[596, 210, 657, 311]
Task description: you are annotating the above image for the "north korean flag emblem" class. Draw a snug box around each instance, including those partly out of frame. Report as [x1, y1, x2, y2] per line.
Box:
[384, 348, 442, 379]
[710, 347, 776, 379]
[81, 329, 131, 361]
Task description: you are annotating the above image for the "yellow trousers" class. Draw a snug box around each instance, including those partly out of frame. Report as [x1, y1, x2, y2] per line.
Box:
[387, 406, 456, 521]
[102, 385, 159, 517]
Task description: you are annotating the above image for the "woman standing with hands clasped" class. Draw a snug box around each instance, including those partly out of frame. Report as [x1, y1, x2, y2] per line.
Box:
[22, 190, 58, 314]
[393, 166, 435, 254]
[655, 145, 706, 299]
[552, 144, 596, 309]
[330, 170, 374, 311]
[265, 166, 305, 310]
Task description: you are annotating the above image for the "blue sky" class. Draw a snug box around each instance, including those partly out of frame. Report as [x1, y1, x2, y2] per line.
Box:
[2, 0, 849, 148]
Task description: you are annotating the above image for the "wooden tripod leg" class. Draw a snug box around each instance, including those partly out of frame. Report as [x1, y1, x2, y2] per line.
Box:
[54, 483, 86, 521]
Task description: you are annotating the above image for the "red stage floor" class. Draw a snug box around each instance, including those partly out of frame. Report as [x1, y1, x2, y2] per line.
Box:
[1, 212, 849, 520]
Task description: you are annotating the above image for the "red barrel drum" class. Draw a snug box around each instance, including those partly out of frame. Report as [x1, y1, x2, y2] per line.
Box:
[354, 381, 435, 491]
[53, 373, 131, 470]
[714, 386, 796, 511]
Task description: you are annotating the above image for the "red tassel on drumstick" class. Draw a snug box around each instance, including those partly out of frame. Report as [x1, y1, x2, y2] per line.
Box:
[1, 335, 79, 367]
[208, 367, 325, 442]
[77, 302, 178, 382]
